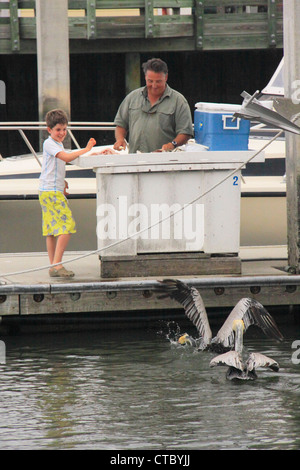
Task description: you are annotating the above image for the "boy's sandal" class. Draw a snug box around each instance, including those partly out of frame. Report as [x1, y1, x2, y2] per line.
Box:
[49, 267, 75, 278]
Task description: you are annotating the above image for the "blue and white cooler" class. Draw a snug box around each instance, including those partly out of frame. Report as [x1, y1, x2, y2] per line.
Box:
[194, 102, 250, 151]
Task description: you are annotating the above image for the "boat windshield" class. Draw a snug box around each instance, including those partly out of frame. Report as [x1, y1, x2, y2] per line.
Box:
[262, 58, 284, 96]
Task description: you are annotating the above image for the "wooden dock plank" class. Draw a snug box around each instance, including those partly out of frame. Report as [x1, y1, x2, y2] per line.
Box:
[0, 293, 19, 316]
[0, 1, 283, 53]
[11, 282, 300, 317]
[100, 253, 241, 278]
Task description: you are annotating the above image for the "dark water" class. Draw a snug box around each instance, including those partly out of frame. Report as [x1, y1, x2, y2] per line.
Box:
[0, 322, 299, 450]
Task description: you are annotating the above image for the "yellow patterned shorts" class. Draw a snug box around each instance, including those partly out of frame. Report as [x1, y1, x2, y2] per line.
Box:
[39, 191, 76, 237]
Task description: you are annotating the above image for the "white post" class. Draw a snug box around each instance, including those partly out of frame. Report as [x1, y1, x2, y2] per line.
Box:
[35, 0, 70, 147]
[283, 0, 300, 273]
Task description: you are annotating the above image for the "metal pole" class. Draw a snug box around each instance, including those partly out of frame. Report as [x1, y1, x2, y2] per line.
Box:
[1, 274, 300, 295]
[18, 129, 42, 167]
[67, 129, 81, 149]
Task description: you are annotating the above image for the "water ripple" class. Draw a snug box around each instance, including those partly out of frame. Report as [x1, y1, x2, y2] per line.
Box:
[0, 325, 299, 449]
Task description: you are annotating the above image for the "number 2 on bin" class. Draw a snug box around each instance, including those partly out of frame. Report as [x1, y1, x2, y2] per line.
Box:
[233, 176, 238, 186]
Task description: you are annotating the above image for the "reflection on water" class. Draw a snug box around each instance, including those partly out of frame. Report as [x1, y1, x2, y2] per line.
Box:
[0, 322, 299, 450]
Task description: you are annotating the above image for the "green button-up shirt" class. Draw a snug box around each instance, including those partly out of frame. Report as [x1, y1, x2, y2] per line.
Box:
[114, 85, 193, 153]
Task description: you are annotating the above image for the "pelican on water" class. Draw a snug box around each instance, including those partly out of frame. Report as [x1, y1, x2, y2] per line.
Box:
[158, 279, 284, 380]
[209, 318, 280, 380]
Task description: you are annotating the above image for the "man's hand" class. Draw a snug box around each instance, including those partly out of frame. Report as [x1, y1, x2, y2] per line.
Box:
[113, 139, 127, 151]
[154, 142, 175, 152]
[162, 142, 175, 151]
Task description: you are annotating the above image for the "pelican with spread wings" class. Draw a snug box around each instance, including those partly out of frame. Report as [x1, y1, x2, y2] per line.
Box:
[158, 279, 283, 380]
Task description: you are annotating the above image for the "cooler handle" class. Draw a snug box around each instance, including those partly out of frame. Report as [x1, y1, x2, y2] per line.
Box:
[222, 115, 240, 130]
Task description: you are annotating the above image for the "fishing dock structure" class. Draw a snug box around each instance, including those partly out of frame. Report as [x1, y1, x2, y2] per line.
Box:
[0, 106, 299, 331]
[0, 249, 300, 334]
[2, 0, 300, 332]
[0, 95, 299, 331]
[0, 146, 300, 334]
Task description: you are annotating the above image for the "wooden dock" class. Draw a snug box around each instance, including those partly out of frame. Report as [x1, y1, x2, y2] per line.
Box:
[0, 246, 299, 334]
[0, 1, 283, 54]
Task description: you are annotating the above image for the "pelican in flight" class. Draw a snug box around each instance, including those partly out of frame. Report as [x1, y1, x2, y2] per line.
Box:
[158, 279, 283, 380]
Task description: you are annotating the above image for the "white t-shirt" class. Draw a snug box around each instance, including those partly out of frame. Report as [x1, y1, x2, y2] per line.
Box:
[39, 137, 66, 192]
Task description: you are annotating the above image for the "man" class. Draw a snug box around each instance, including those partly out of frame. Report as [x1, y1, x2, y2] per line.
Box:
[113, 58, 193, 153]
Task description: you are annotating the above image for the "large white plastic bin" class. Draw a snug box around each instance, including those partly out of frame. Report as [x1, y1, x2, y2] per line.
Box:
[73, 150, 263, 257]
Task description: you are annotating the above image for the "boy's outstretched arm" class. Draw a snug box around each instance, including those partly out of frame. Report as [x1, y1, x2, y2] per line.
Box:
[56, 138, 96, 163]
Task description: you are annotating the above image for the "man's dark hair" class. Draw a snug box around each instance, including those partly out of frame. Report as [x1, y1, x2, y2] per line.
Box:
[142, 58, 168, 75]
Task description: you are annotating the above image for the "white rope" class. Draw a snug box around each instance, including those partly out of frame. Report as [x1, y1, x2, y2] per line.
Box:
[0, 131, 283, 278]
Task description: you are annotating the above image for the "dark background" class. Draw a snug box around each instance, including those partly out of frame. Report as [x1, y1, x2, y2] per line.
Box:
[0, 48, 283, 157]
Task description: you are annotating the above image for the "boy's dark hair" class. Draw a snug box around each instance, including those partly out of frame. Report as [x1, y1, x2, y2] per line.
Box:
[46, 109, 68, 129]
[142, 58, 168, 75]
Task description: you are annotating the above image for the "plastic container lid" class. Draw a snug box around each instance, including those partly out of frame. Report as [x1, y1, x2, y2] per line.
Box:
[195, 102, 242, 113]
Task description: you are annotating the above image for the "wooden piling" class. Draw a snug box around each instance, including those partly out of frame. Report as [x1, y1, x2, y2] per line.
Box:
[36, 0, 71, 148]
[283, 1, 300, 273]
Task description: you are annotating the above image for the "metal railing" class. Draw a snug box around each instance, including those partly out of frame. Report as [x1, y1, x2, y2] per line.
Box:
[0, 121, 116, 165]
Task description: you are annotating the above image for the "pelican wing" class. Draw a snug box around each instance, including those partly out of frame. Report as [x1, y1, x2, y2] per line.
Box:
[210, 351, 244, 371]
[157, 279, 212, 346]
[214, 298, 284, 349]
[246, 352, 279, 372]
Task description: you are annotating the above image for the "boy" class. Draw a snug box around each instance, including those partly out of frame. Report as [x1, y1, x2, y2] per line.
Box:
[39, 109, 96, 278]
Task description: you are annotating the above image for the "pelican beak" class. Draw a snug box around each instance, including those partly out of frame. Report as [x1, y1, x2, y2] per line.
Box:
[178, 334, 188, 345]
[232, 319, 245, 332]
